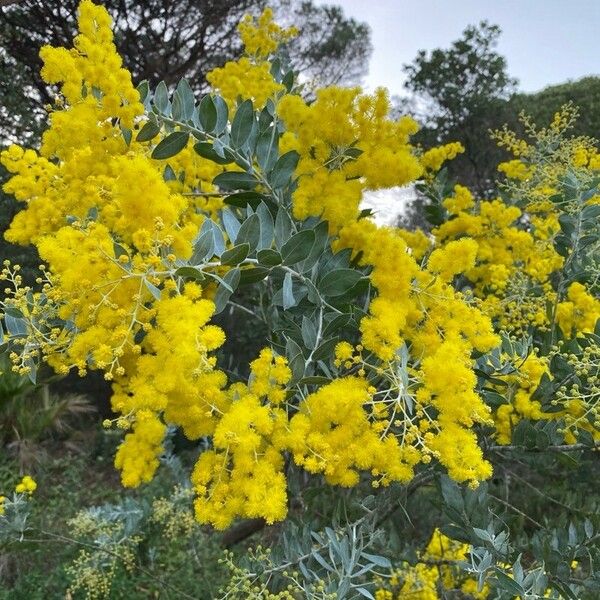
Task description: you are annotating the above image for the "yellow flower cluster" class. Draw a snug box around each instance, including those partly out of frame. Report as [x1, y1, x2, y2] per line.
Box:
[493, 353, 551, 445]
[238, 8, 297, 58]
[207, 58, 285, 110]
[278, 87, 425, 231]
[284, 377, 420, 487]
[420, 142, 464, 173]
[112, 283, 227, 486]
[498, 158, 533, 181]
[15, 475, 37, 495]
[430, 187, 563, 333]
[493, 104, 600, 212]
[39, 0, 142, 128]
[490, 347, 598, 447]
[442, 183, 475, 215]
[375, 529, 489, 600]
[192, 349, 291, 529]
[1, 475, 37, 516]
[207, 9, 294, 108]
[0, 2, 232, 495]
[407, 108, 600, 447]
[335, 219, 498, 486]
[556, 282, 600, 336]
[0, 0, 524, 527]
[426, 237, 478, 282]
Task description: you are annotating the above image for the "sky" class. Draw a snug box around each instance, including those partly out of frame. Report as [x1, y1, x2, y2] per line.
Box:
[320, 0, 600, 95]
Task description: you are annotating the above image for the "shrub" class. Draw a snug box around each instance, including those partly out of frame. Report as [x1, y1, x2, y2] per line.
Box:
[1, 2, 599, 598]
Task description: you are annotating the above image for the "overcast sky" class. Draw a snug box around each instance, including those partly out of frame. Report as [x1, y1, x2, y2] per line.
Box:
[322, 0, 600, 95]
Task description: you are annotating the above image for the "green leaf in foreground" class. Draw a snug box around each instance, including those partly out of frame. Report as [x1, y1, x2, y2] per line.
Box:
[151, 131, 189, 159]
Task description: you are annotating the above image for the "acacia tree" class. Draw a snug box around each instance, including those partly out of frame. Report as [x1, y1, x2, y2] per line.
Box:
[2, 3, 600, 598]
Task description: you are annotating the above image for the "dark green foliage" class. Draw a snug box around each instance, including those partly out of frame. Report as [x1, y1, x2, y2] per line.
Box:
[402, 21, 517, 199]
[511, 77, 600, 140]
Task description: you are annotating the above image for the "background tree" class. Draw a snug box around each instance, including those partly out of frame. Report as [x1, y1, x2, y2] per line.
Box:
[0, 0, 371, 144]
[402, 21, 517, 198]
[511, 76, 600, 139]
[278, 0, 371, 90]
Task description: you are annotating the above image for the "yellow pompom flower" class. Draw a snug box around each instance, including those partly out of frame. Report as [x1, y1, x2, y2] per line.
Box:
[15, 475, 37, 495]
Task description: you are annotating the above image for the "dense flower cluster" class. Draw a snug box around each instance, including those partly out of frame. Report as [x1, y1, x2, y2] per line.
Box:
[208, 8, 295, 109]
[277, 87, 465, 233]
[394, 106, 600, 447]
[1, 0, 229, 498]
[192, 349, 291, 528]
[3, 1, 598, 538]
[0, 0, 505, 528]
[430, 186, 563, 334]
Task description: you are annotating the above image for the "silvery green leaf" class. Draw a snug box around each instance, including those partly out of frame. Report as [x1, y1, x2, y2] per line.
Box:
[221, 208, 241, 243]
[5, 315, 27, 337]
[136, 121, 161, 142]
[298, 220, 329, 272]
[213, 171, 258, 191]
[236, 213, 261, 251]
[269, 150, 299, 189]
[175, 78, 195, 121]
[257, 248, 282, 266]
[318, 269, 362, 297]
[312, 552, 334, 572]
[144, 280, 161, 300]
[213, 95, 229, 134]
[282, 271, 295, 310]
[301, 316, 318, 349]
[198, 94, 218, 132]
[256, 202, 274, 250]
[221, 243, 250, 266]
[153, 80, 170, 115]
[151, 131, 189, 160]
[275, 208, 294, 249]
[230, 99, 254, 148]
[256, 127, 279, 172]
[193, 141, 234, 164]
[360, 552, 392, 569]
[174, 266, 205, 282]
[214, 268, 241, 314]
[191, 229, 215, 263]
[137, 80, 149, 103]
[281, 229, 315, 265]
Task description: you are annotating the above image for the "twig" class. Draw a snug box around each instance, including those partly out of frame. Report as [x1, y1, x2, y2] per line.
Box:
[488, 442, 600, 453]
[375, 468, 436, 529]
[488, 495, 543, 529]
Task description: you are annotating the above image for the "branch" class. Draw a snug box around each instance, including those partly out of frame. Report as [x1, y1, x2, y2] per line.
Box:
[375, 468, 436, 528]
[488, 442, 600, 453]
[221, 518, 266, 548]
